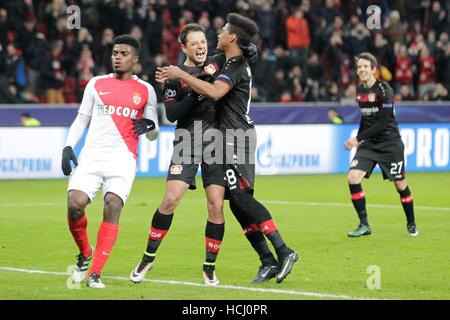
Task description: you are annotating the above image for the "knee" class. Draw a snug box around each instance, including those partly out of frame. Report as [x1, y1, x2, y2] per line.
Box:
[161, 193, 181, 213]
[207, 199, 224, 216]
[67, 198, 86, 221]
[347, 172, 362, 185]
[394, 180, 407, 191]
[104, 193, 123, 214]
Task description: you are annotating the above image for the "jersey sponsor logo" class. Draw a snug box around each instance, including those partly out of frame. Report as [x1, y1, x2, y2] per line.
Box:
[368, 93, 376, 102]
[204, 63, 217, 75]
[361, 106, 380, 115]
[97, 104, 139, 119]
[164, 89, 177, 99]
[133, 92, 142, 105]
[170, 164, 183, 175]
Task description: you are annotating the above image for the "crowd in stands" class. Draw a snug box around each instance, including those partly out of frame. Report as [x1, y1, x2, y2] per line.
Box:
[1, 0, 450, 104]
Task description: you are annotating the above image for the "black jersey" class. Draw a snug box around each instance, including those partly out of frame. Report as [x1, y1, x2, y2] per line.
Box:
[163, 54, 225, 131]
[356, 80, 401, 142]
[215, 55, 254, 131]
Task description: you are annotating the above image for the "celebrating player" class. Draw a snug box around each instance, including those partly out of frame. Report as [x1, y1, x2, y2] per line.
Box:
[344, 52, 418, 237]
[130, 23, 279, 286]
[62, 35, 159, 288]
[157, 13, 299, 283]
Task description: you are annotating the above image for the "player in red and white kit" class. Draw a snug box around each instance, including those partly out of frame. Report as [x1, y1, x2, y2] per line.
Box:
[61, 35, 159, 288]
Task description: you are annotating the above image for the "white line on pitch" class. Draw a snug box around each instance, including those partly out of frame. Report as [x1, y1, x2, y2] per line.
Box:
[1, 199, 449, 212]
[0, 266, 381, 300]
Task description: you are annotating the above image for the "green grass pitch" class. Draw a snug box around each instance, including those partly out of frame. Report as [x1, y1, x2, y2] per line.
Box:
[1, 172, 449, 300]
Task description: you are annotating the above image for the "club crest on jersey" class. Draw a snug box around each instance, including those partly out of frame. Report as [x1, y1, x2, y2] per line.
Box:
[204, 63, 217, 75]
[133, 92, 141, 105]
[170, 164, 183, 175]
[368, 93, 376, 102]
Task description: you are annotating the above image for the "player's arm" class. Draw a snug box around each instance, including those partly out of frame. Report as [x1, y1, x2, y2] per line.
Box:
[165, 94, 198, 122]
[156, 65, 230, 101]
[133, 84, 160, 141]
[163, 80, 197, 122]
[355, 84, 394, 141]
[61, 79, 95, 175]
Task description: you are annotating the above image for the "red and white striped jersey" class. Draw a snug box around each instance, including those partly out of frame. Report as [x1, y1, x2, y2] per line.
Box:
[78, 74, 158, 159]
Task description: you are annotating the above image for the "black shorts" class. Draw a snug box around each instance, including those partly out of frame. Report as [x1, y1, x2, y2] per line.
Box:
[167, 161, 226, 190]
[223, 131, 256, 198]
[350, 138, 406, 181]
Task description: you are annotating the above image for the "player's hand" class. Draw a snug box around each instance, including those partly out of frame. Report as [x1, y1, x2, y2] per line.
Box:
[61, 146, 78, 176]
[156, 65, 184, 81]
[344, 137, 361, 150]
[132, 118, 155, 135]
[155, 68, 168, 83]
[240, 43, 258, 64]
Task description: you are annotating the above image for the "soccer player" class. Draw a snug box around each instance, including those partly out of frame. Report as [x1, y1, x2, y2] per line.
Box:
[344, 52, 418, 237]
[130, 23, 278, 286]
[157, 13, 299, 283]
[61, 35, 159, 288]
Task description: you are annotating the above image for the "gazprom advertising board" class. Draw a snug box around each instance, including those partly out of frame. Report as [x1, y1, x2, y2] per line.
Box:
[0, 124, 449, 179]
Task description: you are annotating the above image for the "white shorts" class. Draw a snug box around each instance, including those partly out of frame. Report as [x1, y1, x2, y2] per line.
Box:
[67, 154, 137, 204]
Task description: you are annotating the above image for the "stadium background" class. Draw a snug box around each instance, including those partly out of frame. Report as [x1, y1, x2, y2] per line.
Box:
[1, 0, 450, 300]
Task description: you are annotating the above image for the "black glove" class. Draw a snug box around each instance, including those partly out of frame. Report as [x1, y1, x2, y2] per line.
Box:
[132, 118, 156, 135]
[61, 146, 78, 176]
[240, 43, 258, 64]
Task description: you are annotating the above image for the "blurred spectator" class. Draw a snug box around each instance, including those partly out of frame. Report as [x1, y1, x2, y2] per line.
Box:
[0, 0, 449, 103]
[40, 40, 65, 104]
[94, 28, 115, 74]
[418, 46, 436, 98]
[429, 1, 447, 36]
[340, 83, 356, 104]
[394, 44, 414, 92]
[255, 0, 279, 48]
[285, 8, 310, 65]
[304, 53, 324, 92]
[144, 6, 163, 56]
[423, 83, 450, 101]
[320, 0, 341, 26]
[328, 108, 344, 124]
[20, 112, 41, 127]
[280, 90, 293, 103]
[435, 33, 450, 85]
[325, 30, 346, 82]
[268, 69, 289, 102]
[339, 56, 353, 89]
[385, 10, 406, 46]
[395, 84, 415, 101]
[348, 23, 371, 57]
[130, 25, 152, 72]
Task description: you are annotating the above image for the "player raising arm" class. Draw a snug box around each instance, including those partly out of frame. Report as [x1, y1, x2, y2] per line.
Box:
[62, 35, 159, 288]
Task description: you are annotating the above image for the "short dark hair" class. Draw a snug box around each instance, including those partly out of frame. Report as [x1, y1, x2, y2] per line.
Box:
[179, 23, 205, 45]
[355, 52, 377, 69]
[227, 13, 259, 46]
[21, 112, 30, 118]
[112, 34, 140, 54]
